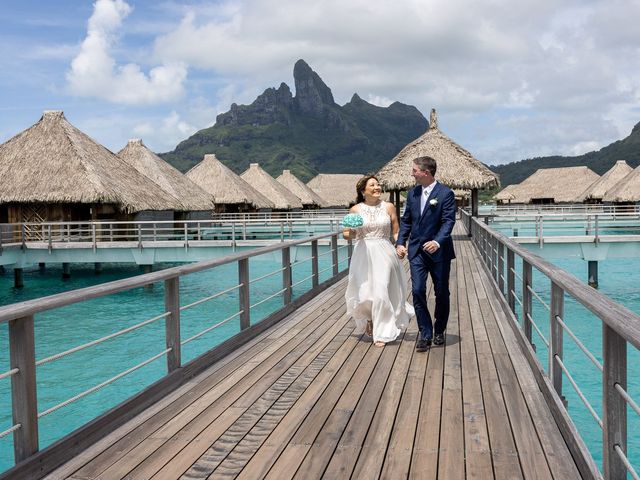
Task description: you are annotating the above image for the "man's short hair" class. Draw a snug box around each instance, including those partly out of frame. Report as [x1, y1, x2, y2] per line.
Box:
[413, 156, 437, 176]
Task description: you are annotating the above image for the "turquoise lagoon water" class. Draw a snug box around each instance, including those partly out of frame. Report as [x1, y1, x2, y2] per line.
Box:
[0, 245, 349, 472]
[509, 251, 640, 473]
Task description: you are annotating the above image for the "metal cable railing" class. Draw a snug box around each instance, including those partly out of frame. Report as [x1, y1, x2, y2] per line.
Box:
[554, 356, 603, 429]
[181, 311, 243, 346]
[555, 315, 603, 372]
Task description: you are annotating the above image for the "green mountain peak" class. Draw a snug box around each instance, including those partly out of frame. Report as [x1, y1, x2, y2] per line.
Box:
[161, 60, 428, 181]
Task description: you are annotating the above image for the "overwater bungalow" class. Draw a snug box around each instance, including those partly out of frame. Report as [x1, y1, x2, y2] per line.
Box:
[579, 160, 633, 204]
[376, 109, 500, 216]
[507, 166, 600, 204]
[306, 173, 365, 208]
[494, 184, 523, 205]
[240, 163, 303, 211]
[185, 154, 274, 213]
[275, 170, 326, 209]
[0, 111, 182, 224]
[602, 163, 640, 206]
[117, 139, 214, 218]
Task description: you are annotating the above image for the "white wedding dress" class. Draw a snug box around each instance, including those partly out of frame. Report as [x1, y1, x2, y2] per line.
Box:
[345, 201, 414, 343]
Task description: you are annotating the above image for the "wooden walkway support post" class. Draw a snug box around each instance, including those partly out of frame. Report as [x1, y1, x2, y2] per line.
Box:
[588, 261, 598, 288]
[238, 258, 250, 330]
[282, 247, 292, 305]
[311, 240, 319, 288]
[549, 281, 565, 404]
[522, 260, 533, 346]
[331, 235, 338, 276]
[164, 277, 181, 372]
[507, 248, 516, 314]
[9, 315, 39, 462]
[603, 324, 627, 480]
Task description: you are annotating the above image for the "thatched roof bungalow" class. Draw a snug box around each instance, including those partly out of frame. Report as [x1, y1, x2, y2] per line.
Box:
[602, 164, 640, 203]
[507, 166, 600, 204]
[579, 160, 633, 203]
[376, 109, 499, 216]
[493, 184, 522, 204]
[185, 154, 273, 212]
[0, 111, 182, 224]
[276, 170, 326, 208]
[118, 139, 214, 213]
[306, 174, 363, 208]
[241, 163, 303, 210]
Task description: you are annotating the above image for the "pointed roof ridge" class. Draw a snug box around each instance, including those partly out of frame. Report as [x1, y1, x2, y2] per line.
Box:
[185, 154, 273, 209]
[579, 160, 633, 201]
[241, 163, 303, 209]
[117, 139, 214, 211]
[376, 109, 499, 191]
[602, 163, 640, 202]
[276, 169, 327, 207]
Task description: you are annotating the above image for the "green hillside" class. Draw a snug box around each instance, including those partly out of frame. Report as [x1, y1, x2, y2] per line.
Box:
[492, 122, 640, 186]
[160, 60, 428, 182]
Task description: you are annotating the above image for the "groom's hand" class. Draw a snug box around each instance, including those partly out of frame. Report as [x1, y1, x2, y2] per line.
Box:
[396, 245, 407, 258]
[423, 240, 439, 254]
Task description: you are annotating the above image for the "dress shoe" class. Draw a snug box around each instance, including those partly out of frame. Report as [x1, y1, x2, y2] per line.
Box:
[433, 333, 445, 346]
[416, 338, 432, 352]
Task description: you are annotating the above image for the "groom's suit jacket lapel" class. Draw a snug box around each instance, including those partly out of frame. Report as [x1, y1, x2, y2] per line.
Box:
[418, 182, 441, 223]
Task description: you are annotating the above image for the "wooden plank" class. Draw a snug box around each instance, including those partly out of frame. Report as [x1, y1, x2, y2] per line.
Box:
[459, 237, 523, 480]
[164, 319, 354, 479]
[323, 327, 409, 478]
[351, 323, 418, 479]
[113, 301, 352, 479]
[456, 243, 493, 480]
[61, 284, 347, 480]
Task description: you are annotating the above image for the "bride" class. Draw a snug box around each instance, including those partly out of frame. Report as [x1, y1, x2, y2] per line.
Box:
[343, 175, 415, 347]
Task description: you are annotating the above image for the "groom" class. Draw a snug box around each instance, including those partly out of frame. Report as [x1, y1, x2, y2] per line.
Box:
[396, 156, 456, 352]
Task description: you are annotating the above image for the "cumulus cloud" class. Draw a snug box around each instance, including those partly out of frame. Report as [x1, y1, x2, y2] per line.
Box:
[66, 0, 187, 105]
[148, 0, 640, 164]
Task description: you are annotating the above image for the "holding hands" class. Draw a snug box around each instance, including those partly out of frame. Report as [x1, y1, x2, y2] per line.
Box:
[396, 245, 407, 259]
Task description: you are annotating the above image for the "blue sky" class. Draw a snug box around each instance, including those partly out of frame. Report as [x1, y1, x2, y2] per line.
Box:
[1, 0, 639, 166]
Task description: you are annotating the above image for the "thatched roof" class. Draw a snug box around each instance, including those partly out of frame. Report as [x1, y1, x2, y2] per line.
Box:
[185, 154, 273, 209]
[453, 188, 471, 199]
[493, 184, 520, 202]
[307, 174, 364, 208]
[118, 139, 214, 212]
[507, 166, 600, 203]
[276, 170, 327, 207]
[579, 160, 633, 202]
[376, 109, 500, 191]
[241, 163, 303, 210]
[0, 111, 182, 212]
[602, 164, 640, 202]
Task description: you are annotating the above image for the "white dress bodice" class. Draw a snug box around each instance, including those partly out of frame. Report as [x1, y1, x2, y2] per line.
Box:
[356, 201, 391, 241]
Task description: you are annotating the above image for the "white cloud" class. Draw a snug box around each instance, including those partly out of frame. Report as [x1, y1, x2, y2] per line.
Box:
[66, 0, 187, 105]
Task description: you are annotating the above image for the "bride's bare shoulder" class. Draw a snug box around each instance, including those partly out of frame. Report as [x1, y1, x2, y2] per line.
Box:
[349, 204, 361, 213]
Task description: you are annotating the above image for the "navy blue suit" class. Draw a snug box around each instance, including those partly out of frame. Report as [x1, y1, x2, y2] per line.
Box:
[396, 182, 456, 340]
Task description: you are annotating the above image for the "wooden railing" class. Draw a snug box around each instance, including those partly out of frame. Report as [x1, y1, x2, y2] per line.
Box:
[0, 231, 351, 479]
[486, 203, 640, 216]
[0, 218, 342, 251]
[462, 208, 640, 479]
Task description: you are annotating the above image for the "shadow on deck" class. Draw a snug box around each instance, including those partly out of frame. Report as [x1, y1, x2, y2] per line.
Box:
[45, 225, 582, 479]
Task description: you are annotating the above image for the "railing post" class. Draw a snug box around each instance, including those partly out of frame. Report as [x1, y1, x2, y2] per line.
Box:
[522, 260, 533, 345]
[549, 281, 565, 403]
[331, 235, 338, 276]
[507, 248, 515, 313]
[164, 277, 181, 372]
[282, 247, 292, 305]
[92, 223, 97, 252]
[21, 223, 26, 249]
[137, 224, 142, 250]
[9, 315, 39, 462]
[238, 258, 250, 330]
[347, 238, 353, 265]
[311, 240, 319, 288]
[603, 324, 627, 480]
[498, 242, 505, 294]
[184, 223, 189, 250]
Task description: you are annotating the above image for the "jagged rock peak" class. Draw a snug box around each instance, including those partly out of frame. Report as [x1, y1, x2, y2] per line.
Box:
[632, 121, 640, 134]
[293, 59, 335, 115]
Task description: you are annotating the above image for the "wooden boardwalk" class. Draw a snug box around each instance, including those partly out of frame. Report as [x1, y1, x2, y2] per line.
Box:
[47, 225, 582, 479]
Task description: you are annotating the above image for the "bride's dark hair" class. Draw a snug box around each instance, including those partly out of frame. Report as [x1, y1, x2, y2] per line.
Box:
[356, 174, 380, 203]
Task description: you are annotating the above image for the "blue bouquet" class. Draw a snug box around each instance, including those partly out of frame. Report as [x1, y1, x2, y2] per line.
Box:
[342, 213, 364, 229]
